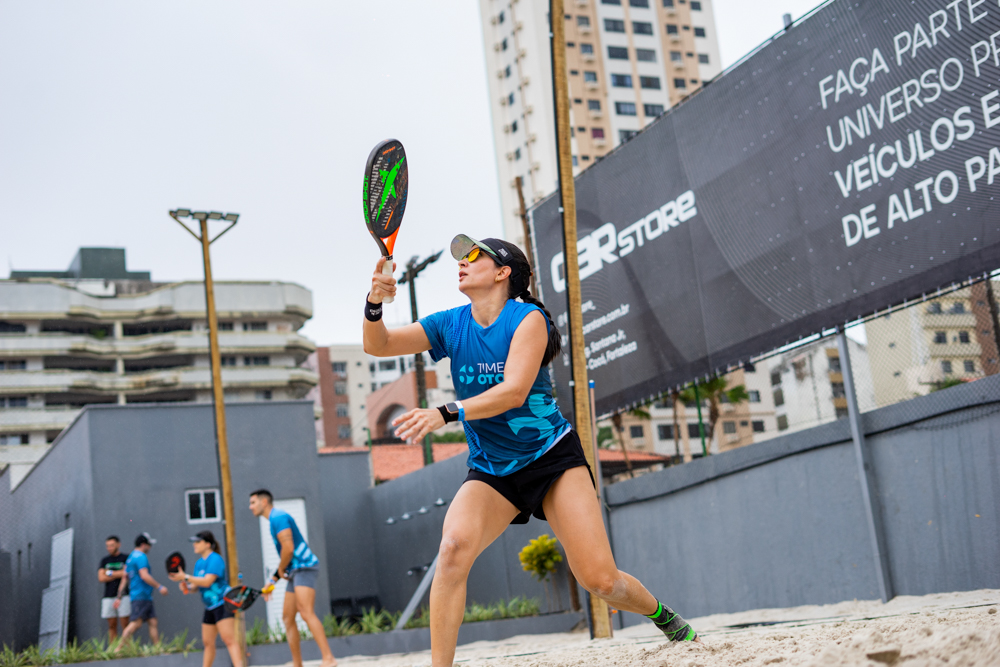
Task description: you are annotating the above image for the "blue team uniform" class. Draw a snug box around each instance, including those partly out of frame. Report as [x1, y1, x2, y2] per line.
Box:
[193, 552, 230, 610]
[268, 508, 319, 571]
[125, 550, 153, 601]
[419, 300, 571, 476]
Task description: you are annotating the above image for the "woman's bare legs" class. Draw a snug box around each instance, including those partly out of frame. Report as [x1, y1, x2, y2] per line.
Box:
[430, 481, 519, 667]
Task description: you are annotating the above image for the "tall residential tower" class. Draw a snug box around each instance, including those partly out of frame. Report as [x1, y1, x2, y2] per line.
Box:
[480, 0, 722, 245]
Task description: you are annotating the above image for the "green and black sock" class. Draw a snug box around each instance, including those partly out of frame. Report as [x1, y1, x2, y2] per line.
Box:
[645, 601, 697, 642]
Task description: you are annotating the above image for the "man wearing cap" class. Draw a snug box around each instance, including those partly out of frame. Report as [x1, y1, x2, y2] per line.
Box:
[116, 533, 169, 647]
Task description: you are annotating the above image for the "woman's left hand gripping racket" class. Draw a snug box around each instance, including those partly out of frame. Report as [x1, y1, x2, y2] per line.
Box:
[363, 139, 409, 304]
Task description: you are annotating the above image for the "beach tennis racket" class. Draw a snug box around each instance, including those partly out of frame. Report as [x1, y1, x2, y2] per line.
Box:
[260, 570, 279, 595]
[165, 552, 190, 594]
[363, 139, 409, 304]
[223, 585, 261, 611]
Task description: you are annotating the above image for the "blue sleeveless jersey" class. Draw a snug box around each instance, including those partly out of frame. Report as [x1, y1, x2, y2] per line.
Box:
[419, 300, 571, 476]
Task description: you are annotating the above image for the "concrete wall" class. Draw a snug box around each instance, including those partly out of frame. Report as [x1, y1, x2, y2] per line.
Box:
[0, 401, 329, 650]
[605, 374, 1000, 628]
[368, 453, 577, 614]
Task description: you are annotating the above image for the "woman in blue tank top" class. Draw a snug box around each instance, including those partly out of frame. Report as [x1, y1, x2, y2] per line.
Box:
[363, 235, 699, 665]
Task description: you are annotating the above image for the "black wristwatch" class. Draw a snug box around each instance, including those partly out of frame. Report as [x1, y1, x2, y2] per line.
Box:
[446, 401, 465, 422]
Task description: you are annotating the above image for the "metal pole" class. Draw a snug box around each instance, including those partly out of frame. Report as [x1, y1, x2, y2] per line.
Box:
[198, 219, 245, 661]
[837, 327, 893, 603]
[400, 255, 441, 465]
[550, 0, 610, 639]
[514, 176, 538, 295]
[693, 383, 707, 456]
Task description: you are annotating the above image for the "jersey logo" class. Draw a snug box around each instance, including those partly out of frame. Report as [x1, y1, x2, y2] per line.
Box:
[458, 364, 505, 386]
[507, 394, 559, 439]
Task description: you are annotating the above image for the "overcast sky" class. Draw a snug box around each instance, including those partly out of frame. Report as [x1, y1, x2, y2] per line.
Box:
[0, 0, 825, 345]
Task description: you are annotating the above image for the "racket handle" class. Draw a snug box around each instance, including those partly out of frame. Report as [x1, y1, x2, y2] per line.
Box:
[180, 582, 190, 595]
[381, 258, 394, 304]
[261, 582, 275, 594]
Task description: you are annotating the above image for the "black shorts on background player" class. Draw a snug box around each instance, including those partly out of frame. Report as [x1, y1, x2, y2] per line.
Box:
[464, 430, 593, 524]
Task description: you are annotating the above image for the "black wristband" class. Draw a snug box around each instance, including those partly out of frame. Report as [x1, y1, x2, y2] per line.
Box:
[365, 298, 383, 322]
[437, 405, 457, 424]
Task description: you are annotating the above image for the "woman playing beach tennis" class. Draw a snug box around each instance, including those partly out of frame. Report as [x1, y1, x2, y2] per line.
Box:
[363, 235, 699, 666]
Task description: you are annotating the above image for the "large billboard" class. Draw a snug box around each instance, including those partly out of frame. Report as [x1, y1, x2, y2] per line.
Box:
[532, 0, 1000, 417]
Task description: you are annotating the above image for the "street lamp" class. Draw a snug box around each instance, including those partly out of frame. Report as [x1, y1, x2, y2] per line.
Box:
[168, 208, 241, 586]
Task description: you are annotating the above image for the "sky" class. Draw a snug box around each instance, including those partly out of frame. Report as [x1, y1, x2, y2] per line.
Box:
[0, 0, 827, 346]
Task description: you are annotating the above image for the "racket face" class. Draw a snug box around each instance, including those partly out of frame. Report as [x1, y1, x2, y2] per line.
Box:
[363, 139, 408, 257]
[165, 552, 185, 574]
[224, 585, 260, 611]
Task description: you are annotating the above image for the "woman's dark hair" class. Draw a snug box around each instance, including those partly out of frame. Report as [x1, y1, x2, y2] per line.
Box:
[196, 530, 220, 554]
[491, 240, 562, 367]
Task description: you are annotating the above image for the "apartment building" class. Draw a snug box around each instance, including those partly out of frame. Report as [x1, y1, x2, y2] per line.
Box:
[480, 0, 722, 245]
[866, 282, 1000, 406]
[0, 248, 317, 484]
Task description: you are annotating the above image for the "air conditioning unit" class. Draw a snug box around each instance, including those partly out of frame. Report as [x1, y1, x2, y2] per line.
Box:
[497, 70, 505, 79]
[593, 137, 607, 147]
[506, 152, 515, 161]
[579, 25, 592, 34]
[521, 75, 531, 85]
[494, 42, 501, 51]
[576, 0, 588, 6]
[528, 133, 537, 143]
[670, 34, 681, 42]
[500, 97, 508, 106]
[531, 161, 541, 172]
[586, 82, 599, 91]
[589, 109, 603, 119]
[518, 48, 527, 59]
[673, 61, 685, 69]
[524, 104, 534, 114]
[503, 124, 511, 133]
[490, 16, 497, 25]
[515, 21, 523, 32]
[583, 53, 596, 62]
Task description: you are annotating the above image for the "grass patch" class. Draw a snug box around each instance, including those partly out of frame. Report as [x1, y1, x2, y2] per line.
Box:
[1, 633, 197, 667]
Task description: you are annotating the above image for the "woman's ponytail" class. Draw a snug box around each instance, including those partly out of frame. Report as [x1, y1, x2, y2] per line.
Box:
[492, 240, 562, 367]
[519, 291, 562, 367]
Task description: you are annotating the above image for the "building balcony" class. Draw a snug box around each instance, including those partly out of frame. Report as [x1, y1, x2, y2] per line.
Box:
[0, 406, 77, 432]
[923, 312, 976, 326]
[0, 331, 315, 362]
[0, 365, 318, 395]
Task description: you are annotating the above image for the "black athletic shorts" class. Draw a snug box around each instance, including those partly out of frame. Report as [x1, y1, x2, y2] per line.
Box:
[202, 604, 234, 625]
[464, 430, 593, 524]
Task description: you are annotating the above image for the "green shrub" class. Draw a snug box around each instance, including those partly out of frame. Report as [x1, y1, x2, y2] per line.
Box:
[518, 534, 563, 581]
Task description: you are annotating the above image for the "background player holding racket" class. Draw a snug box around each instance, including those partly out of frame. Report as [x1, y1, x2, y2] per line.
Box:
[249, 490, 337, 667]
[166, 530, 242, 667]
[364, 235, 699, 666]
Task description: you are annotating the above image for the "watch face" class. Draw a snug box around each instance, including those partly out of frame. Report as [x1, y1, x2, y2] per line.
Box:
[446, 402, 459, 413]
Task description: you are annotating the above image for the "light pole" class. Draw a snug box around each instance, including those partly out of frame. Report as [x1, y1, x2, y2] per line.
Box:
[398, 251, 442, 465]
[169, 209, 244, 656]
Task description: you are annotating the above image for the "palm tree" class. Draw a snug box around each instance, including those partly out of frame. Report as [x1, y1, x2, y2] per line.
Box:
[609, 407, 650, 478]
[678, 376, 750, 455]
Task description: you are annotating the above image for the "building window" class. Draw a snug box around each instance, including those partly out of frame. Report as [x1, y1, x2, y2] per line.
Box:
[507, 92, 515, 105]
[336, 404, 350, 418]
[694, 27, 707, 37]
[958, 331, 970, 344]
[770, 370, 781, 386]
[673, 77, 687, 88]
[722, 421, 737, 435]
[591, 128, 605, 139]
[334, 381, 348, 395]
[0, 360, 27, 371]
[370, 382, 377, 392]
[666, 24, 678, 34]
[747, 390, 761, 403]
[0, 434, 29, 445]
[640, 76, 662, 90]
[332, 361, 347, 376]
[255, 390, 273, 401]
[581, 155, 591, 161]
[218, 322, 234, 331]
[584, 71, 598, 82]
[670, 51, 683, 62]
[498, 10, 505, 23]
[587, 99, 601, 111]
[580, 43, 594, 54]
[687, 423, 702, 439]
[835, 407, 850, 419]
[828, 356, 842, 372]
[0, 321, 27, 333]
[690, 0, 702, 8]
[602, 0, 621, 4]
[964, 360, 975, 373]
[831, 382, 846, 398]
[941, 360, 953, 374]
[629, 425, 644, 438]
[630, 0, 649, 6]
[663, 0, 674, 5]
[752, 420, 765, 433]
[186, 489, 220, 524]
[514, 147, 522, 160]
[657, 424, 673, 440]
[776, 415, 789, 431]
[927, 302, 943, 313]
[619, 129, 639, 142]
[221, 356, 237, 367]
[611, 73, 633, 87]
[501, 38, 508, 51]
[572, 155, 579, 166]
[604, 19, 626, 32]
[511, 119, 519, 133]
[636, 48, 656, 62]
[244, 356, 270, 366]
[378, 360, 397, 371]
[698, 53, 710, 64]
[615, 101, 637, 115]
[607, 46, 629, 59]
[934, 331, 947, 344]
[644, 103, 665, 116]
[0, 396, 28, 408]
[243, 321, 267, 331]
[951, 302, 966, 314]
[577, 15, 590, 26]
[337, 425, 352, 440]
[773, 388, 785, 406]
[632, 21, 653, 35]
[504, 64, 511, 78]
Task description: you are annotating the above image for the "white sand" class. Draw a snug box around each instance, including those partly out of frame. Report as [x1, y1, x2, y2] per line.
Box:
[323, 589, 1000, 667]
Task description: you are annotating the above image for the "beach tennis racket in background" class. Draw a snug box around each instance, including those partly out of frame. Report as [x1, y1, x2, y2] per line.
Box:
[224, 585, 261, 611]
[363, 139, 409, 304]
[165, 551, 189, 594]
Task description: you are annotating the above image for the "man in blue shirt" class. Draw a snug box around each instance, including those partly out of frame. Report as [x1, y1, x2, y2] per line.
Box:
[249, 490, 337, 667]
[115, 533, 168, 647]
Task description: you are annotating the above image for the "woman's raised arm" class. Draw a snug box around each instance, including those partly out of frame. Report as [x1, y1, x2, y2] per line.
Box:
[363, 257, 433, 357]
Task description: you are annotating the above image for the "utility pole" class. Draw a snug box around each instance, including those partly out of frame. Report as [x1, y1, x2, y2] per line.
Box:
[549, 0, 611, 639]
[168, 208, 245, 662]
[398, 251, 443, 465]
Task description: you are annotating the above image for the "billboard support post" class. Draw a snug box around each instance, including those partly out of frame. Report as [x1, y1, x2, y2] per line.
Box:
[837, 327, 892, 603]
[549, 0, 610, 639]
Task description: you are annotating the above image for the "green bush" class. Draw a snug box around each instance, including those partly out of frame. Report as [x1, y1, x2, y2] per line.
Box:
[518, 534, 563, 582]
[1, 632, 197, 667]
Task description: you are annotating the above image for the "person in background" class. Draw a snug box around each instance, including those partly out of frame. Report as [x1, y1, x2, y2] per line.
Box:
[115, 533, 168, 647]
[168, 530, 241, 667]
[249, 489, 337, 667]
[98, 535, 129, 640]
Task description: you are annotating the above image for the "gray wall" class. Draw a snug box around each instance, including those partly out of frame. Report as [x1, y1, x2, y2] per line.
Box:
[368, 452, 577, 614]
[317, 450, 379, 605]
[0, 401, 329, 650]
[605, 374, 1000, 628]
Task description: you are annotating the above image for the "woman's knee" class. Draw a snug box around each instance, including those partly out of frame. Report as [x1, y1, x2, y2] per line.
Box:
[576, 569, 621, 600]
[437, 534, 477, 575]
